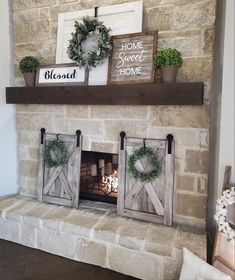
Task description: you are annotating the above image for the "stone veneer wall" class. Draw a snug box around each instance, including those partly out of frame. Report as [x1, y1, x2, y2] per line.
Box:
[13, 0, 216, 229]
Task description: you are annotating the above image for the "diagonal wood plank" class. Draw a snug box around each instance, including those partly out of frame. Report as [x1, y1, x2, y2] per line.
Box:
[43, 144, 75, 194]
[144, 183, 164, 216]
[125, 181, 145, 209]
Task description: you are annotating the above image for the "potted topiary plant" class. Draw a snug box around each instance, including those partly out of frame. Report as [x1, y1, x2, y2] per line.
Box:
[19, 56, 40, 87]
[155, 48, 183, 83]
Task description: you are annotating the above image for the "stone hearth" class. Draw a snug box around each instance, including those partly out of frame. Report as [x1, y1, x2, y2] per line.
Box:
[0, 196, 206, 280]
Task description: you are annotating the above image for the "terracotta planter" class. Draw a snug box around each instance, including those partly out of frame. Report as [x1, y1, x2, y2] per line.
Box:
[160, 66, 178, 83]
[23, 72, 36, 87]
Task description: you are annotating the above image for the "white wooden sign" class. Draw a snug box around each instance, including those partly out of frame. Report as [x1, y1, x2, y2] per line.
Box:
[35, 64, 88, 86]
[56, 1, 143, 85]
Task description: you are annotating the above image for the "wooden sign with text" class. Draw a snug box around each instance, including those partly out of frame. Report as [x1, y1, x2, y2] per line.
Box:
[108, 32, 157, 84]
[36, 64, 88, 86]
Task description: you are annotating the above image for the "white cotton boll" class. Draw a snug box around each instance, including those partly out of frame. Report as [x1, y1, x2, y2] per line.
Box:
[219, 216, 225, 223]
[221, 208, 227, 215]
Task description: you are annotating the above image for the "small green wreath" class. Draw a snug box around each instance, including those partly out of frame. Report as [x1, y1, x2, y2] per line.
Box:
[128, 147, 161, 183]
[43, 140, 68, 168]
[67, 16, 113, 70]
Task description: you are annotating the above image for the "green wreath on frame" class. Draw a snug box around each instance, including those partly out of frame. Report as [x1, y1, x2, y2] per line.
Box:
[43, 139, 68, 168]
[128, 145, 161, 183]
[67, 16, 113, 70]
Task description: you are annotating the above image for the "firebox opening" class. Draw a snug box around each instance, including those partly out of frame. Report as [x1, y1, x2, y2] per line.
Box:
[80, 151, 118, 204]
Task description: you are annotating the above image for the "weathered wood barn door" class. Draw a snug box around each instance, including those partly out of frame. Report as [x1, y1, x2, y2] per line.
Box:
[118, 132, 175, 226]
[37, 129, 82, 208]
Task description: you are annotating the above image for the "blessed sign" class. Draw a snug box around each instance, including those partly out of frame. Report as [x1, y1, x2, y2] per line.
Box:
[108, 32, 157, 84]
[35, 64, 88, 86]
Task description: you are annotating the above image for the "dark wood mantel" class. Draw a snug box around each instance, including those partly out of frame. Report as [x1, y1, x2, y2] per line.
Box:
[6, 82, 204, 105]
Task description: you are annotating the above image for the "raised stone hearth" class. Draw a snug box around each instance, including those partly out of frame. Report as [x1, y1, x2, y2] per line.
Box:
[0, 196, 206, 280]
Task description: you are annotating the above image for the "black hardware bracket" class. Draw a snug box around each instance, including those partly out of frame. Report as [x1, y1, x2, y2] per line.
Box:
[94, 7, 98, 17]
[167, 134, 174, 154]
[76, 130, 81, 147]
[40, 128, 46, 144]
[120, 131, 126, 151]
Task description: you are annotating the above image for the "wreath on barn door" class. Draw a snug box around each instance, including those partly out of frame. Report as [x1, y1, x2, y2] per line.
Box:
[214, 187, 235, 240]
[67, 16, 113, 70]
[43, 139, 68, 168]
[128, 146, 161, 183]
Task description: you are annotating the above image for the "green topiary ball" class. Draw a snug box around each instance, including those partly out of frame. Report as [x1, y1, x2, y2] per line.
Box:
[19, 56, 40, 73]
[155, 48, 183, 68]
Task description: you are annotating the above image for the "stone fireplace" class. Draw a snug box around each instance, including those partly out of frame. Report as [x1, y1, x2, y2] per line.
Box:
[13, 0, 216, 230]
[1, 0, 217, 279]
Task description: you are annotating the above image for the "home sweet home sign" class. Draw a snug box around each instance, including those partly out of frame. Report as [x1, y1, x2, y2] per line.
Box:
[108, 32, 157, 84]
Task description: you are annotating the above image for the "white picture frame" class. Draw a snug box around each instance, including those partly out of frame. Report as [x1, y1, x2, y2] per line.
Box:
[56, 1, 143, 85]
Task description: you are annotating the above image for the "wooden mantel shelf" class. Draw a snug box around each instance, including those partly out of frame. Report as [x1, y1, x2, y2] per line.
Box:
[6, 82, 204, 105]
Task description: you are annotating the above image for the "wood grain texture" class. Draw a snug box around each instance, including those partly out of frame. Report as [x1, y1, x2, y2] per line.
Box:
[117, 136, 175, 225]
[37, 132, 82, 208]
[108, 32, 157, 84]
[6, 83, 204, 105]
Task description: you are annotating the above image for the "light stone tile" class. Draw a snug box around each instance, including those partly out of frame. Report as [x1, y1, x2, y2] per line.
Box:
[174, 214, 206, 231]
[15, 42, 43, 60]
[40, 7, 50, 19]
[118, 219, 150, 250]
[76, 239, 107, 267]
[37, 227, 77, 259]
[22, 203, 55, 226]
[185, 149, 208, 174]
[163, 257, 182, 280]
[14, 20, 50, 44]
[104, 120, 148, 141]
[13, 9, 40, 22]
[62, 208, 106, 237]
[158, 36, 200, 57]
[65, 105, 89, 119]
[149, 106, 209, 129]
[27, 147, 39, 160]
[42, 40, 56, 56]
[17, 131, 39, 146]
[108, 245, 164, 280]
[177, 56, 213, 85]
[199, 130, 209, 149]
[17, 104, 64, 113]
[19, 160, 38, 178]
[144, 7, 171, 31]
[172, 0, 216, 29]
[0, 217, 20, 243]
[17, 114, 53, 132]
[67, 120, 103, 136]
[176, 193, 207, 219]
[90, 142, 115, 154]
[90, 106, 148, 120]
[144, 223, 177, 256]
[13, 0, 38, 11]
[197, 176, 208, 194]
[20, 224, 35, 247]
[19, 145, 28, 159]
[93, 212, 128, 243]
[175, 226, 206, 259]
[202, 28, 215, 56]
[147, 126, 201, 147]
[38, 0, 58, 7]
[42, 206, 73, 230]
[176, 174, 195, 191]
[4, 200, 40, 222]
[0, 197, 24, 213]
[19, 178, 37, 198]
